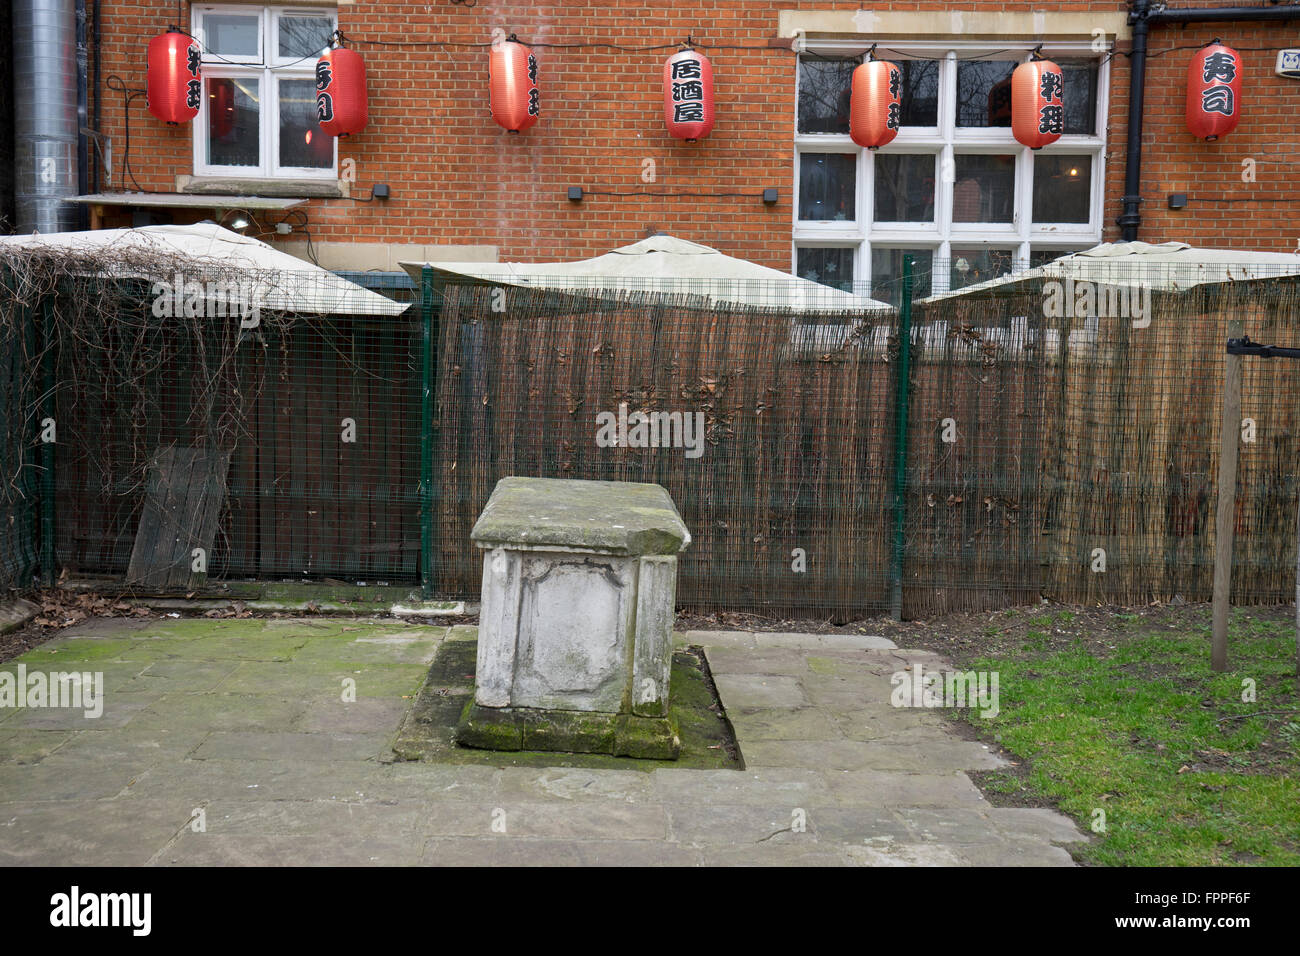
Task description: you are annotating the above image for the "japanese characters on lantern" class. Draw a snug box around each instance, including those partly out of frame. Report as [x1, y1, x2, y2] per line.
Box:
[315, 47, 369, 138]
[146, 30, 202, 125]
[490, 37, 540, 133]
[664, 50, 714, 141]
[1011, 59, 1064, 149]
[849, 60, 902, 150]
[1186, 42, 1242, 141]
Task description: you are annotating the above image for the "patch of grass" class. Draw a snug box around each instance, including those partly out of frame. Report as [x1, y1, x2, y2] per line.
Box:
[960, 618, 1300, 866]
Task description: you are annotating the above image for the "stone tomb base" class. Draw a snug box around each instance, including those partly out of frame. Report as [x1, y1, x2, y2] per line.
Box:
[455, 477, 692, 761]
[456, 701, 681, 760]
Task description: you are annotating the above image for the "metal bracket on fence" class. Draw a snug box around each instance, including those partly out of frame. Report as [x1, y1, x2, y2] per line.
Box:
[1220, 332, 1300, 685]
[1226, 336, 1300, 359]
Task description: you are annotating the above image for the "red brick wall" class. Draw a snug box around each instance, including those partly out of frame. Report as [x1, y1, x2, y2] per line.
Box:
[95, 3, 1300, 267]
[1104, 23, 1300, 251]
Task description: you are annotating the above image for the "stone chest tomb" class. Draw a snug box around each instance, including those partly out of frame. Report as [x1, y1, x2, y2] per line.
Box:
[456, 476, 691, 759]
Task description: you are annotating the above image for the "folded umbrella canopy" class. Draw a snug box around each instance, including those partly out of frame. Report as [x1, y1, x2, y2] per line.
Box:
[921, 240, 1300, 302]
[0, 222, 409, 316]
[400, 234, 895, 314]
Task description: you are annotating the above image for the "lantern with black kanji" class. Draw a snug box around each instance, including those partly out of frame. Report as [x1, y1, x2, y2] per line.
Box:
[209, 80, 235, 140]
[664, 49, 714, 141]
[1012, 58, 1064, 149]
[147, 28, 202, 125]
[849, 59, 902, 150]
[1186, 40, 1242, 141]
[315, 46, 368, 138]
[490, 35, 539, 133]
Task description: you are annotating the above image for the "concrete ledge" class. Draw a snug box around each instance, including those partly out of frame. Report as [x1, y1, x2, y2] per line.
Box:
[390, 602, 467, 619]
[779, 10, 1131, 42]
[177, 174, 349, 199]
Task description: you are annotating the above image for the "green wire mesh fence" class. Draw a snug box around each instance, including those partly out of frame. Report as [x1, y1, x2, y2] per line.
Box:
[3, 250, 1300, 621]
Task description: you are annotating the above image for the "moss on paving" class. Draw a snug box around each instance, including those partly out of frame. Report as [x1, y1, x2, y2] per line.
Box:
[393, 638, 743, 771]
[957, 609, 1300, 866]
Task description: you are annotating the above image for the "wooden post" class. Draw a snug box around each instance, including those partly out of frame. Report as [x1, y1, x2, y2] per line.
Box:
[1211, 319, 1243, 672]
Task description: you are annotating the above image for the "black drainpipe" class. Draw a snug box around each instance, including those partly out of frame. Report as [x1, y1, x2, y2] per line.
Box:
[1119, 0, 1150, 241]
[1120, 1, 1300, 241]
[92, 0, 100, 194]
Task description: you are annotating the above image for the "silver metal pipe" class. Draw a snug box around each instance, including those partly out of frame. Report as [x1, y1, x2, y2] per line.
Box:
[14, 0, 80, 234]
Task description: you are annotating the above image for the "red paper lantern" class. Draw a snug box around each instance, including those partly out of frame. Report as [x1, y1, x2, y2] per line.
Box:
[146, 30, 201, 125]
[664, 50, 714, 141]
[1186, 41, 1242, 141]
[849, 60, 901, 150]
[316, 47, 368, 138]
[208, 80, 235, 140]
[490, 36, 539, 133]
[1012, 59, 1064, 149]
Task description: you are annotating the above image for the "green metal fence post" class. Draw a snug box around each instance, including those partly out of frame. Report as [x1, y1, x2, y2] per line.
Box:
[419, 266, 435, 599]
[888, 255, 915, 620]
[39, 295, 55, 588]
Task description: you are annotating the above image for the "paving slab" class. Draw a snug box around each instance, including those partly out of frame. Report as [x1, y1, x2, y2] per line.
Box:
[191, 730, 392, 763]
[156, 831, 426, 867]
[421, 837, 704, 867]
[0, 618, 1083, 867]
[0, 799, 191, 866]
[680, 630, 756, 649]
[754, 633, 897, 651]
[710, 674, 807, 709]
[726, 706, 842, 740]
[823, 769, 990, 809]
[0, 730, 74, 764]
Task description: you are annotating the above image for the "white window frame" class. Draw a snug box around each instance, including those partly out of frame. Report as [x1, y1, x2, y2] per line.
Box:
[192, 4, 338, 180]
[793, 40, 1109, 296]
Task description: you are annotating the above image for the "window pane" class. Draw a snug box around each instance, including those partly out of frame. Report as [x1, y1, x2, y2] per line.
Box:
[798, 56, 857, 134]
[1058, 59, 1099, 134]
[279, 15, 334, 60]
[1030, 249, 1074, 268]
[204, 14, 260, 58]
[799, 153, 856, 221]
[207, 77, 259, 168]
[871, 248, 933, 308]
[956, 59, 1017, 127]
[1032, 155, 1091, 223]
[898, 60, 940, 126]
[797, 247, 855, 292]
[952, 154, 1015, 223]
[874, 154, 935, 222]
[949, 248, 1017, 291]
[279, 79, 332, 169]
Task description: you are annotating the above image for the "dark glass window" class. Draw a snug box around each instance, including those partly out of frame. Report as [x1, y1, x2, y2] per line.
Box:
[798, 153, 857, 221]
[798, 56, 857, 134]
[956, 60, 1017, 127]
[797, 247, 856, 292]
[898, 60, 940, 126]
[207, 77, 260, 168]
[1032, 155, 1091, 223]
[871, 248, 933, 308]
[952, 154, 1016, 223]
[874, 154, 935, 222]
[949, 248, 1018, 291]
[1058, 58, 1099, 135]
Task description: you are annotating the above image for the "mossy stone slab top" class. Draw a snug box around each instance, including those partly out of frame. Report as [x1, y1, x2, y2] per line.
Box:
[470, 477, 691, 556]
